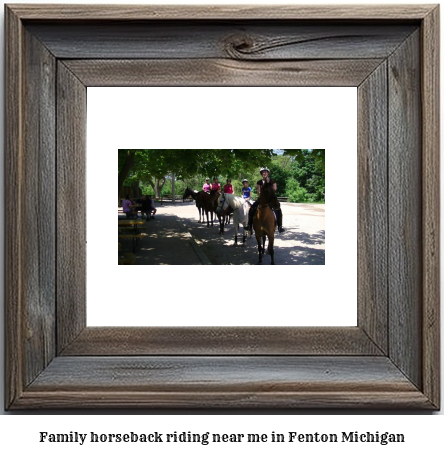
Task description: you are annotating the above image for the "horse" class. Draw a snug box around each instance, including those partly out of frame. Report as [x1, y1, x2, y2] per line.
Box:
[182, 187, 205, 223]
[217, 198, 233, 227]
[216, 192, 250, 244]
[198, 189, 220, 228]
[223, 201, 233, 226]
[252, 182, 280, 264]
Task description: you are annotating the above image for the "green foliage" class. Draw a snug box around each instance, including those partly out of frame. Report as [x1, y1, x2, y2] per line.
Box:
[119, 149, 275, 182]
[268, 162, 290, 197]
[156, 177, 198, 197]
[118, 149, 276, 198]
[118, 148, 325, 202]
[286, 152, 325, 202]
[229, 169, 258, 198]
[283, 149, 325, 172]
[285, 178, 309, 203]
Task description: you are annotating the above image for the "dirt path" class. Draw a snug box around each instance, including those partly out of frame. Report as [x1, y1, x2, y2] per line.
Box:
[156, 201, 325, 265]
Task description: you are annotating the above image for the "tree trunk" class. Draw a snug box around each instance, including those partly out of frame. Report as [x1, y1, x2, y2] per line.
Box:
[118, 150, 135, 203]
[131, 181, 141, 199]
[148, 177, 166, 199]
[172, 173, 176, 204]
[154, 180, 161, 199]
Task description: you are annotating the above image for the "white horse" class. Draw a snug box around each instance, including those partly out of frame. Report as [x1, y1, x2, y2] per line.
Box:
[216, 192, 250, 245]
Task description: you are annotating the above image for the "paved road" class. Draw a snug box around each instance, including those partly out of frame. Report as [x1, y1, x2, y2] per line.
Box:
[119, 200, 325, 265]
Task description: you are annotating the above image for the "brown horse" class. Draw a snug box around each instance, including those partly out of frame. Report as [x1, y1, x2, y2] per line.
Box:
[183, 187, 205, 222]
[197, 189, 220, 228]
[252, 183, 280, 264]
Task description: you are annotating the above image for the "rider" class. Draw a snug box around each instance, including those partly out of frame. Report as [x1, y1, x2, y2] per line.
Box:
[241, 179, 252, 204]
[211, 177, 221, 192]
[247, 167, 285, 234]
[202, 178, 211, 193]
[223, 178, 234, 194]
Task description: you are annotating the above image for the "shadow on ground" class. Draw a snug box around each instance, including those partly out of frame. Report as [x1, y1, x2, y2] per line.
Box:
[118, 201, 325, 266]
[178, 216, 325, 266]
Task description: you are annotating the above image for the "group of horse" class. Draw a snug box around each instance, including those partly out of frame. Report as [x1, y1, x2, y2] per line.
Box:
[182, 187, 227, 227]
[182, 184, 280, 264]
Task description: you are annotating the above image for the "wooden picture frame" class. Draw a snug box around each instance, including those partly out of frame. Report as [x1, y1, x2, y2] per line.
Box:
[5, 4, 440, 409]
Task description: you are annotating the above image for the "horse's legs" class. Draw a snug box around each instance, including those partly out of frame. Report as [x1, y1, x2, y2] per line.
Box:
[220, 210, 228, 234]
[262, 236, 266, 255]
[268, 235, 275, 265]
[256, 235, 263, 263]
[234, 223, 238, 245]
[219, 213, 224, 235]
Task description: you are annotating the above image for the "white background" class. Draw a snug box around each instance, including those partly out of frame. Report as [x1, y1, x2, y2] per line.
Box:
[0, 0, 442, 450]
[87, 87, 357, 326]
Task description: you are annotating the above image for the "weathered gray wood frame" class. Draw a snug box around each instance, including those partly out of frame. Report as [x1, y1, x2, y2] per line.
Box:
[5, 4, 440, 409]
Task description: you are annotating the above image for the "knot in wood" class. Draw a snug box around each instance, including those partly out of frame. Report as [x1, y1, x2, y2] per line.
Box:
[224, 34, 255, 59]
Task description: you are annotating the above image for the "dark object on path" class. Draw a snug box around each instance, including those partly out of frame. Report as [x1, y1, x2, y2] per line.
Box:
[183, 187, 205, 223]
[183, 187, 221, 228]
[198, 189, 220, 228]
[252, 183, 280, 264]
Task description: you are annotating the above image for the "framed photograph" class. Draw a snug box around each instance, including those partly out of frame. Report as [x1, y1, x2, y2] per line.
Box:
[93, 89, 351, 327]
[5, 4, 440, 409]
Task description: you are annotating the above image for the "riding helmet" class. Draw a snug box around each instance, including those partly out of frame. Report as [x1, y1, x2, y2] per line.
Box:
[260, 167, 270, 174]
[242, 179, 248, 183]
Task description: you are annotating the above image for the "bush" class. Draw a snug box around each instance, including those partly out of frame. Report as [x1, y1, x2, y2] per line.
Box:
[285, 178, 309, 203]
[268, 162, 289, 196]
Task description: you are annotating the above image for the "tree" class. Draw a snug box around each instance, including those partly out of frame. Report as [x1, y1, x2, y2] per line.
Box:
[286, 152, 325, 202]
[282, 149, 325, 172]
[268, 162, 290, 196]
[118, 150, 136, 198]
[285, 178, 309, 203]
[118, 149, 277, 199]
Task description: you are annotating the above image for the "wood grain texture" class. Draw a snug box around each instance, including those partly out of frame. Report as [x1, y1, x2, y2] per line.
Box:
[26, 23, 416, 60]
[7, 4, 435, 20]
[357, 62, 388, 354]
[63, 58, 384, 87]
[16, 356, 433, 409]
[29, 356, 418, 390]
[56, 62, 87, 353]
[4, 4, 24, 410]
[16, 390, 433, 410]
[21, 27, 58, 388]
[388, 30, 422, 389]
[421, 5, 440, 409]
[4, 4, 440, 410]
[61, 327, 383, 356]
